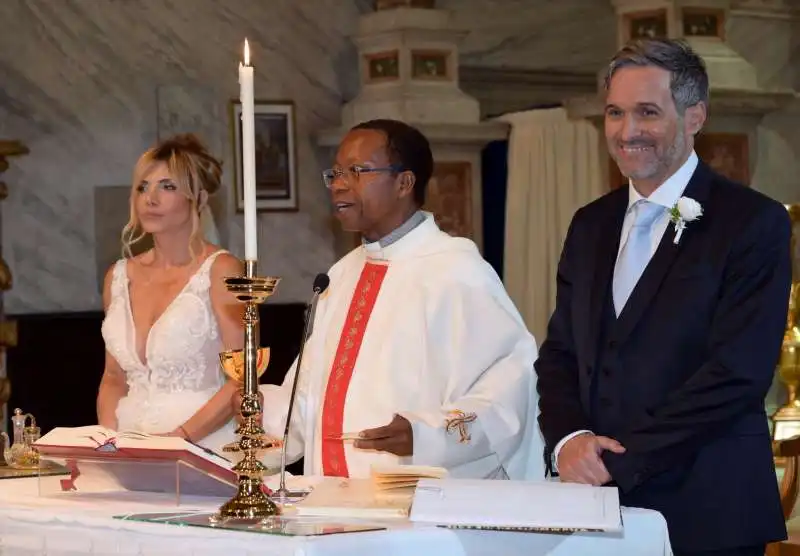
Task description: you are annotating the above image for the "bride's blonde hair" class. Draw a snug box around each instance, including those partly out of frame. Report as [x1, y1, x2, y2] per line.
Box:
[121, 134, 223, 259]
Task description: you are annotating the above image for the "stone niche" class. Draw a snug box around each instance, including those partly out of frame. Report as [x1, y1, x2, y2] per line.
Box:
[565, 0, 797, 190]
[317, 0, 508, 252]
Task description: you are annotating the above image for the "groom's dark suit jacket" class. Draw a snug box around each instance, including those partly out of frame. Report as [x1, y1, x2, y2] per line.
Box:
[535, 161, 791, 552]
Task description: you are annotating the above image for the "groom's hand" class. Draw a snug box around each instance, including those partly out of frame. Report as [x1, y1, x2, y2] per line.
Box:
[557, 433, 625, 486]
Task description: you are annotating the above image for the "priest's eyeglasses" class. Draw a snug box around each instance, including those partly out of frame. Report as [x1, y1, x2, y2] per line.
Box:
[322, 164, 404, 189]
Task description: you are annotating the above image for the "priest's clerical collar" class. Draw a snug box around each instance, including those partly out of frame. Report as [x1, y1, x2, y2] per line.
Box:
[362, 210, 426, 250]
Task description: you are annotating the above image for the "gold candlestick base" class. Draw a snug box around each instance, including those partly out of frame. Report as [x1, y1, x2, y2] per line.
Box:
[213, 260, 281, 521]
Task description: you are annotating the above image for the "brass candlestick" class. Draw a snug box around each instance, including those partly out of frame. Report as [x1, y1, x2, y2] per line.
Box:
[213, 260, 281, 521]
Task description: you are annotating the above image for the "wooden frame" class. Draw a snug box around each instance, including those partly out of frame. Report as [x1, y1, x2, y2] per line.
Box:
[682, 7, 725, 40]
[364, 50, 400, 83]
[411, 50, 451, 81]
[624, 9, 668, 41]
[230, 100, 298, 212]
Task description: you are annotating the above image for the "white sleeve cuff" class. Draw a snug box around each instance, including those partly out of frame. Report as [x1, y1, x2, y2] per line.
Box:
[552, 430, 593, 472]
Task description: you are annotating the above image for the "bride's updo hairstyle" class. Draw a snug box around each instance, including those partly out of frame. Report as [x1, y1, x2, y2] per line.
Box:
[121, 133, 223, 259]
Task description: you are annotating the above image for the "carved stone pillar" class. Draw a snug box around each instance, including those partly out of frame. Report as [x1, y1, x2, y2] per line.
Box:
[0, 140, 28, 433]
[318, 0, 508, 253]
[564, 0, 796, 190]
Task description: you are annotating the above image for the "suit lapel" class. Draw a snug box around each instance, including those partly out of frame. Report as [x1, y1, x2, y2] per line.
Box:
[611, 162, 713, 344]
[587, 189, 628, 366]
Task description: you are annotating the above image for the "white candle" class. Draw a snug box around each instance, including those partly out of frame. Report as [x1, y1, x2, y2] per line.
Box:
[239, 38, 257, 261]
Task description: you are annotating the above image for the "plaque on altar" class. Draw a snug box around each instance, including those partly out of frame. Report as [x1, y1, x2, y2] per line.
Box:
[410, 479, 623, 533]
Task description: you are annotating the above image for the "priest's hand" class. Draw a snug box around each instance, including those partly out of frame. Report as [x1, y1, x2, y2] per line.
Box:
[557, 433, 625, 486]
[354, 414, 413, 457]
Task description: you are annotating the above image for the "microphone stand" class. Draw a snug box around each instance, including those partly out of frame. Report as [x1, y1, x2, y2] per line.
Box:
[272, 283, 325, 502]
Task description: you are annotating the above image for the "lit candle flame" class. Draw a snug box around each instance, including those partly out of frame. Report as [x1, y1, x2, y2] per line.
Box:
[244, 38, 250, 66]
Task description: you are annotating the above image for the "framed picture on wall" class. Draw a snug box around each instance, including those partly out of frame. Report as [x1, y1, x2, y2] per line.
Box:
[230, 100, 298, 212]
[682, 8, 725, 39]
[624, 9, 668, 41]
[695, 132, 749, 184]
[365, 50, 400, 83]
[425, 161, 473, 238]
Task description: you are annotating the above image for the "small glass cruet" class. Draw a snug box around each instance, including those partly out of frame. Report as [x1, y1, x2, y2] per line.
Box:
[0, 408, 39, 468]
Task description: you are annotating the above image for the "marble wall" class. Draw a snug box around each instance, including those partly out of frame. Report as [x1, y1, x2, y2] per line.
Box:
[0, 0, 366, 312]
[437, 0, 618, 72]
[1, 0, 798, 313]
[0, 0, 620, 314]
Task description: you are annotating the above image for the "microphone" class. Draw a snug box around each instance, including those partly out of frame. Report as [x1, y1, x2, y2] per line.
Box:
[273, 272, 330, 501]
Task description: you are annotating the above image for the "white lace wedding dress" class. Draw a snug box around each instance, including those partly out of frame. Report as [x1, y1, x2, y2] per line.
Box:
[101, 250, 236, 455]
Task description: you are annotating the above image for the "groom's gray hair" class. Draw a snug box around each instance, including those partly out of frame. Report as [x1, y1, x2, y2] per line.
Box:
[605, 38, 709, 114]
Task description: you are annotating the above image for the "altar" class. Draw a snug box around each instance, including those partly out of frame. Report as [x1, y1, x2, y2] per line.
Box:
[0, 474, 673, 556]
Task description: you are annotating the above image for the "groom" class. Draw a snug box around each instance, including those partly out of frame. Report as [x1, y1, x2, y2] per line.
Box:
[535, 38, 790, 555]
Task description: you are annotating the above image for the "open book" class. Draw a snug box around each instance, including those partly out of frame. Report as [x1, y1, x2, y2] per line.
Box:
[34, 425, 238, 496]
[288, 464, 448, 519]
[371, 464, 448, 496]
[289, 477, 411, 519]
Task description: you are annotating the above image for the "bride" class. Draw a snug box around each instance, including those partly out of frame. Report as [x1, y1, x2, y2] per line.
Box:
[96, 134, 243, 455]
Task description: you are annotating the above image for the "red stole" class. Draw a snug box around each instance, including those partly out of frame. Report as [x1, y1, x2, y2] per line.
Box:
[320, 262, 388, 477]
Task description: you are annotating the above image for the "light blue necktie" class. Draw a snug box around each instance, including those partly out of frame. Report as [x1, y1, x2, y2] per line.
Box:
[612, 200, 665, 315]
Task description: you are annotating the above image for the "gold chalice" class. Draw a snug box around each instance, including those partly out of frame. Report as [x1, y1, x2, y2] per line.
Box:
[219, 347, 271, 383]
[219, 346, 281, 453]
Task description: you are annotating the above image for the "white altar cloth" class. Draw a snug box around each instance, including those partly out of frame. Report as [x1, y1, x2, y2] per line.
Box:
[0, 476, 673, 556]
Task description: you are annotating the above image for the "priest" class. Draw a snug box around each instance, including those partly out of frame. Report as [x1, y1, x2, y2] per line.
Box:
[252, 119, 542, 480]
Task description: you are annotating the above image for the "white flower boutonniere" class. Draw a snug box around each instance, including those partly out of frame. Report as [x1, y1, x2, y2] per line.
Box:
[669, 196, 703, 245]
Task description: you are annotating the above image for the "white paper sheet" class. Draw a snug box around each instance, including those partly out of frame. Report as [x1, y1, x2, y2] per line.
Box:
[410, 479, 622, 533]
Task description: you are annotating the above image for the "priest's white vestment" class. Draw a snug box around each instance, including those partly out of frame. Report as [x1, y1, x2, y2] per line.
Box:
[261, 213, 544, 480]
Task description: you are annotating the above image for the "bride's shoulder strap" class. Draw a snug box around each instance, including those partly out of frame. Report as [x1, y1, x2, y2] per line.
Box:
[113, 258, 128, 284]
[192, 249, 234, 293]
[104, 258, 129, 300]
[203, 249, 230, 270]
[196, 249, 235, 282]
[114, 257, 128, 273]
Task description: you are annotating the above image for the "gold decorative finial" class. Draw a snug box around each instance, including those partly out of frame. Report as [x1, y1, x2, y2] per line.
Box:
[772, 204, 800, 440]
[0, 258, 11, 292]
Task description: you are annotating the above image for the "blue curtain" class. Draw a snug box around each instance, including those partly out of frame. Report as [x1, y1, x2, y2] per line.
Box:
[481, 139, 509, 280]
